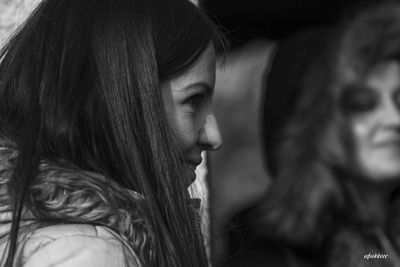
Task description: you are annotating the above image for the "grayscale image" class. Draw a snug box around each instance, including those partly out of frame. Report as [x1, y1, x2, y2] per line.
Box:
[0, 0, 398, 266]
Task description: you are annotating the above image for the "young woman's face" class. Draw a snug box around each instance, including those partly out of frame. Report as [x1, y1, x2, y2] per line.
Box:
[344, 61, 400, 181]
[162, 43, 222, 186]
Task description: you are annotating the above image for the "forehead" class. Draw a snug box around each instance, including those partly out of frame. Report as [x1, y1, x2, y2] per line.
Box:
[364, 61, 400, 91]
[167, 44, 216, 91]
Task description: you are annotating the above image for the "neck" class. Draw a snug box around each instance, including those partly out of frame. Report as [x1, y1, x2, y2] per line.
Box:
[345, 176, 397, 227]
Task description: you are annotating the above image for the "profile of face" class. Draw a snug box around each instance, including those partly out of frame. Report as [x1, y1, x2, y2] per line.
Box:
[162, 43, 222, 186]
[342, 61, 400, 181]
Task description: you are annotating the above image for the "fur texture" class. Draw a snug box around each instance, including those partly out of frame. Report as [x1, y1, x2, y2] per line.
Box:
[0, 139, 152, 263]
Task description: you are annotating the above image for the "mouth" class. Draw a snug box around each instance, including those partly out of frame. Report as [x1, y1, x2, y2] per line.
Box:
[186, 163, 198, 172]
[183, 159, 202, 186]
[374, 139, 400, 148]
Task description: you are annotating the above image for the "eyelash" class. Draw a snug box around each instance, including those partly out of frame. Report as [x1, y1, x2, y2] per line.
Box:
[185, 93, 207, 110]
[340, 87, 378, 114]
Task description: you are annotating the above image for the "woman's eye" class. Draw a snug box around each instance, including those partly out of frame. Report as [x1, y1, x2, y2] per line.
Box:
[185, 93, 206, 110]
[340, 87, 378, 114]
[394, 89, 400, 107]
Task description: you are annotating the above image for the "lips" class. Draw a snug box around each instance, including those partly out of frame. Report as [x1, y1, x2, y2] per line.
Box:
[186, 159, 202, 169]
[183, 159, 202, 187]
[372, 131, 400, 147]
[374, 138, 400, 148]
[187, 164, 197, 171]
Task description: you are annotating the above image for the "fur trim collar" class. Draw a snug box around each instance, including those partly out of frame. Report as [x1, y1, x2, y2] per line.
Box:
[0, 142, 151, 262]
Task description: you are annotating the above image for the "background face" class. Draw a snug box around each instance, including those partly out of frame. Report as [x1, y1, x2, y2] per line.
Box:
[162, 44, 222, 187]
[347, 61, 400, 181]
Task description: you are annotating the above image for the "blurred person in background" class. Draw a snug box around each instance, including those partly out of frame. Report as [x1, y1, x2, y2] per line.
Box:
[250, 1, 400, 267]
[220, 26, 332, 267]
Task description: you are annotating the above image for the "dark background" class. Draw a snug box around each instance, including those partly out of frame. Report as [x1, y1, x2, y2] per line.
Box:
[205, 0, 374, 46]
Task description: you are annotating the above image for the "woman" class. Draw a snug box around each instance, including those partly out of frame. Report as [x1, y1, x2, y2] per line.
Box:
[0, 0, 224, 266]
[256, 2, 400, 267]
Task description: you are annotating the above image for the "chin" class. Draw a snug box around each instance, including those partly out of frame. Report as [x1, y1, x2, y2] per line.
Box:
[359, 153, 400, 182]
[184, 169, 197, 188]
[363, 166, 400, 183]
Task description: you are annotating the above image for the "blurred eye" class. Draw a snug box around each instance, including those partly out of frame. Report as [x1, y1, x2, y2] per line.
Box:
[394, 89, 400, 107]
[340, 86, 378, 114]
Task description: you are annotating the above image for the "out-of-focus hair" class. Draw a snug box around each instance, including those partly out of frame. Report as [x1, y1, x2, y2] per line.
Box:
[0, 0, 225, 266]
[258, 1, 400, 248]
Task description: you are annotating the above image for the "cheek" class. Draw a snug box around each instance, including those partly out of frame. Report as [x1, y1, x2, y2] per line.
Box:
[173, 112, 198, 152]
[350, 114, 378, 147]
[352, 122, 370, 146]
[163, 93, 197, 152]
[349, 114, 385, 175]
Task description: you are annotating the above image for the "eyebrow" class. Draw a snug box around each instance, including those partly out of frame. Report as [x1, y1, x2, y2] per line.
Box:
[343, 83, 373, 92]
[185, 82, 214, 96]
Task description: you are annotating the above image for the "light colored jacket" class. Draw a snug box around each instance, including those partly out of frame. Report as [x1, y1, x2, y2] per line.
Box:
[0, 143, 147, 267]
[0, 222, 141, 267]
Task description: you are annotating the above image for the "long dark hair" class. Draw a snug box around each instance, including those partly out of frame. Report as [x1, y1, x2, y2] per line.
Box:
[259, 27, 343, 248]
[0, 0, 223, 265]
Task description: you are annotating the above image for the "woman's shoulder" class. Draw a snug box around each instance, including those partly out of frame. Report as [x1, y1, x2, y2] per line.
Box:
[17, 223, 142, 267]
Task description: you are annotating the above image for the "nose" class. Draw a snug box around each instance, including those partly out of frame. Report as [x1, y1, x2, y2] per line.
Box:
[384, 96, 400, 126]
[198, 113, 223, 151]
[379, 98, 400, 133]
